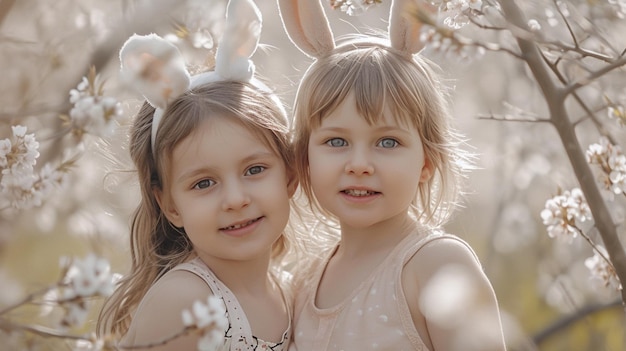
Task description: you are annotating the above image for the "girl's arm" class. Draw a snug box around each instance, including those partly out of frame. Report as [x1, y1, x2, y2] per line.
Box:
[402, 236, 507, 351]
[119, 269, 216, 351]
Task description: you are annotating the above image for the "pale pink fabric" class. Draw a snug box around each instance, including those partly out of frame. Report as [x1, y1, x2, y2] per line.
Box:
[173, 257, 291, 351]
[290, 230, 478, 351]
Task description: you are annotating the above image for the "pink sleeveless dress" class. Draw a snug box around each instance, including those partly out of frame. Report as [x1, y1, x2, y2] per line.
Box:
[289, 230, 478, 351]
[173, 257, 291, 351]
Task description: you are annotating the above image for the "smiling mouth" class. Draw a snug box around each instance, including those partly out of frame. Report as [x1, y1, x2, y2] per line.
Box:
[342, 189, 379, 197]
[221, 217, 262, 231]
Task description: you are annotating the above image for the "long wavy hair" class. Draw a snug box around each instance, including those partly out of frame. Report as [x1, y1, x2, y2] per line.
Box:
[292, 36, 473, 230]
[97, 80, 297, 337]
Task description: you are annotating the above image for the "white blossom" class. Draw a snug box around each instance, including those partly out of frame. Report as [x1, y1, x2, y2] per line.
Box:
[527, 19, 541, 31]
[434, 0, 483, 29]
[607, 105, 625, 126]
[586, 137, 626, 198]
[181, 295, 228, 351]
[0, 125, 48, 210]
[62, 254, 116, 298]
[540, 188, 592, 243]
[585, 246, 621, 291]
[60, 298, 89, 329]
[68, 71, 122, 138]
[330, 0, 378, 16]
[54, 255, 118, 329]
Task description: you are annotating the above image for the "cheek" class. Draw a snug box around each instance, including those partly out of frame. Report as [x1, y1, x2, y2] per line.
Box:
[308, 154, 332, 186]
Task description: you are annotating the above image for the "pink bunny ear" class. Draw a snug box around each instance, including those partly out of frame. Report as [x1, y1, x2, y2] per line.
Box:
[277, 0, 335, 58]
[214, 0, 262, 81]
[389, 0, 434, 55]
[119, 34, 191, 109]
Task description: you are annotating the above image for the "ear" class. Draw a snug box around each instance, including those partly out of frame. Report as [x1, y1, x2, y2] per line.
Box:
[277, 0, 335, 58]
[419, 155, 434, 183]
[389, 0, 436, 55]
[287, 171, 299, 198]
[154, 187, 184, 228]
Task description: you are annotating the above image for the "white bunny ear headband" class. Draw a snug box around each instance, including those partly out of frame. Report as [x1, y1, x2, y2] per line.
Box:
[119, 0, 270, 154]
[277, 0, 431, 58]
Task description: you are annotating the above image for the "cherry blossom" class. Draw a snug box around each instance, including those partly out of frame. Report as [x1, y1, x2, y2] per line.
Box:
[181, 295, 228, 351]
[330, 0, 380, 16]
[67, 67, 122, 139]
[540, 188, 592, 243]
[585, 246, 621, 291]
[586, 137, 626, 199]
[431, 0, 483, 29]
[62, 254, 117, 298]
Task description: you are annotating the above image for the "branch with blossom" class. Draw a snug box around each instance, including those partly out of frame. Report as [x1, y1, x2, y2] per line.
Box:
[401, 0, 626, 310]
[1, 252, 228, 351]
[0, 254, 119, 350]
[0, 66, 122, 214]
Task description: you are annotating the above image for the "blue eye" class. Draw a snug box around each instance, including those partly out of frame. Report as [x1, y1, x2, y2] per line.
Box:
[245, 165, 266, 176]
[193, 179, 215, 189]
[326, 138, 348, 147]
[378, 138, 399, 148]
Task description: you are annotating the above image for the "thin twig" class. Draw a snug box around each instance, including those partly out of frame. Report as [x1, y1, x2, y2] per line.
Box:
[532, 299, 622, 345]
[574, 226, 616, 270]
[553, 0, 578, 48]
[563, 56, 626, 96]
[0, 320, 93, 342]
[0, 285, 55, 316]
[477, 113, 551, 123]
[538, 50, 618, 145]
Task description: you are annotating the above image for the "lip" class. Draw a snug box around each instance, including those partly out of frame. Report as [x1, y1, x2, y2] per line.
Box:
[340, 187, 381, 202]
[219, 216, 264, 237]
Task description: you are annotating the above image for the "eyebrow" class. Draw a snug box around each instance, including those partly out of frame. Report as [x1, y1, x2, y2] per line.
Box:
[177, 151, 276, 183]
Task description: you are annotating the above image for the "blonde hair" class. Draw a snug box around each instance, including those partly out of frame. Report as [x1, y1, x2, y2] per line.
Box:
[98, 80, 296, 337]
[292, 37, 472, 228]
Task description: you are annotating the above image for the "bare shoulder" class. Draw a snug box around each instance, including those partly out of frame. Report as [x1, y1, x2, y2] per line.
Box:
[405, 235, 483, 279]
[402, 234, 507, 351]
[121, 269, 214, 350]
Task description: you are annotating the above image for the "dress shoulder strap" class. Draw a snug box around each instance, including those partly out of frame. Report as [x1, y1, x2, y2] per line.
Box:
[171, 257, 254, 346]
[400, 229, 482, 267]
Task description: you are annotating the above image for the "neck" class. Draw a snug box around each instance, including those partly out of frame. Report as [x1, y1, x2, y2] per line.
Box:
[337, 214, 419, 258]
[197, 252, 273, 293]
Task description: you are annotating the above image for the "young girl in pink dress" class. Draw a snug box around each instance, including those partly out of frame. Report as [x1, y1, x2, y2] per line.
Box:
[278, 0, 507, 350]
[98, 0, 298, 349]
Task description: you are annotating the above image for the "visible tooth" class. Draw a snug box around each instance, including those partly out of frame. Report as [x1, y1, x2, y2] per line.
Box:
[346, 189, 372, 196]
[226, 218, 256, 230]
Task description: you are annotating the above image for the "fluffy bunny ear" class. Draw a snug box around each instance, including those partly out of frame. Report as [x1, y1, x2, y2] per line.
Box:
[389, 0, 433, 55]
[214, 0, 262, 81]
[119, 33, 191, 109]
[277, 0, 335, 58]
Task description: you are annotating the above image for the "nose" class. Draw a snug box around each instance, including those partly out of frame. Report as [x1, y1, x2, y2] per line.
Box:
[345, 146, 374, 175]
[221, 180, 251, 211]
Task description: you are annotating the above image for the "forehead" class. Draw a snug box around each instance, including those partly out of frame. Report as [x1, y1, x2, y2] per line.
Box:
[172, 116, 270, 160]
[318, 92, 414, 130]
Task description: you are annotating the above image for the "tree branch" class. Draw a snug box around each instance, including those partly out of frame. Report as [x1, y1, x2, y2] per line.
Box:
[532, 299, 622, 345]
[500, 0, 626, 311]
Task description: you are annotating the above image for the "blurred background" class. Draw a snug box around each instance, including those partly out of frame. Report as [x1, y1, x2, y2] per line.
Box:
[0, 0, 624, 350]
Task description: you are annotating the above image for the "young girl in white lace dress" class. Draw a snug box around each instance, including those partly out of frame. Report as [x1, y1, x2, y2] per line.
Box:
[98, 0, 298, 349]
